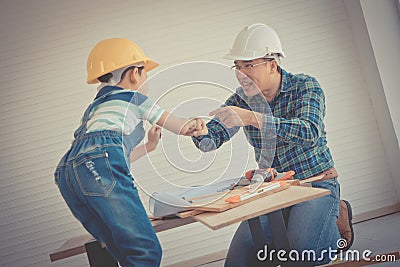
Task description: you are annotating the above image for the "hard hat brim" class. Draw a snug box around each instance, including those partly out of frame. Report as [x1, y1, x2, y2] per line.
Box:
[223, 53, 259, 61]
[87, 58, 159, 84]
[223, 52, 285, 61]
[143, 59, 159, 72]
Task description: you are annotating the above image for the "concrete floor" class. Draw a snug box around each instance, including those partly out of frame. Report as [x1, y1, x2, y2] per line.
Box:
[200, 212, 400, 266]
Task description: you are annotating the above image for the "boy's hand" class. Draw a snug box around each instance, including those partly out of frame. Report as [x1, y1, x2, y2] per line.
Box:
[192, 118, 208, 137]
[180, 119, 198, 136]
[180, 118, 208, 136]
[146, 125, 162, 151]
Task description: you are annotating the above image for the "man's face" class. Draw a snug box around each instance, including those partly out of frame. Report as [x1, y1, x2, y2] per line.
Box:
[233, 58, 270, 97]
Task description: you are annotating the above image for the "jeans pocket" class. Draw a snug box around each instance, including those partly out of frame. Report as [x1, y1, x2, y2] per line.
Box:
[73, 148, 116, 197]
[313, 178, 339, 197]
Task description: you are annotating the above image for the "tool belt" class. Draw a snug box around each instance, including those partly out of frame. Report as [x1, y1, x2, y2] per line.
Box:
[310, 167, 338, 182]
[301, 168, 338, 183]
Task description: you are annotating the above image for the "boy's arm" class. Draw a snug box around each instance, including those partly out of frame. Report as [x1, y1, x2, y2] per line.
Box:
[130, 125, 162, 162]
[129, 144, 149, 163]
[155, 111, 197, 135]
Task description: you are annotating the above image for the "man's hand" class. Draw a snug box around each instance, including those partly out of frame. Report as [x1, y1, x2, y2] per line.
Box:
[209, 106, 261, 128]
[146, 125, 162, 151]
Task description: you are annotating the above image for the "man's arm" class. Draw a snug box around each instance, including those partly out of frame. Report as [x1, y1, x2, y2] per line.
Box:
[192, 118, 240, 152]
[192, 94, 243, 152]
[209, 78, 326, 148]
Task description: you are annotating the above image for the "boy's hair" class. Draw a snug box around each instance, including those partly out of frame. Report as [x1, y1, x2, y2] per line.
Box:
[98, 66, 144, 83]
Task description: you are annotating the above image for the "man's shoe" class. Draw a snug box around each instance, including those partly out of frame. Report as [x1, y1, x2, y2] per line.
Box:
[336, 199, 354, 251]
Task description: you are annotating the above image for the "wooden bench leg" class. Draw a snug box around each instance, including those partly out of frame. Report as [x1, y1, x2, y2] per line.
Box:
[84, 240, 119, 267]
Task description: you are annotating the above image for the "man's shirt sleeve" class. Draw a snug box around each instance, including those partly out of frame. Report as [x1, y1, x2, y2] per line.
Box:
[192, 94, 241, 151]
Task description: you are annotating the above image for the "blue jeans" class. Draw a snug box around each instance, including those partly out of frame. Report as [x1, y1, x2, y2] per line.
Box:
[224, 178, 340, 267]
[54, 131, 162, 267]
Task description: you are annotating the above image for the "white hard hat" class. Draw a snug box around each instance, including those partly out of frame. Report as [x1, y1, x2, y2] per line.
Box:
[224, 23, 285, 60]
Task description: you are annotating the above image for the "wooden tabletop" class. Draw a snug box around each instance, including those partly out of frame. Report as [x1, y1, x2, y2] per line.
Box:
[49, 216, 196, 262]
[194, 185, 330, 230]
[50, 186, 329, 262]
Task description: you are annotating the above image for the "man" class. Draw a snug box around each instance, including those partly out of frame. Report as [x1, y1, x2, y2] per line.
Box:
[54, 38, 205, 266]
[192, 23, 353, 266]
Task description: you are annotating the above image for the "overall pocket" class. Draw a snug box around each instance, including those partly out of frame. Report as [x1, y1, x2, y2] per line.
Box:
[73, 148, 116, 197]
[54, 152, 69, 186]
[54, 168, 61, 186]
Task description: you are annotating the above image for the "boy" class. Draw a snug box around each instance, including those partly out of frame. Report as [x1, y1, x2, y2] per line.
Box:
[54, 38, 205, 266]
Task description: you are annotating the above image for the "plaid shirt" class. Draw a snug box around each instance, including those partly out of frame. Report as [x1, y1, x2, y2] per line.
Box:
[192, 68, 334, 180]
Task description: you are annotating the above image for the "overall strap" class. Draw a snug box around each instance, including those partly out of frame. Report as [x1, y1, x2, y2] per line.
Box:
[73, 87, 136, 138]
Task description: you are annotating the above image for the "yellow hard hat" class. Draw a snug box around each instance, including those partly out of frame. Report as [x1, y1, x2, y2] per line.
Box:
[86, 38, 159, 84]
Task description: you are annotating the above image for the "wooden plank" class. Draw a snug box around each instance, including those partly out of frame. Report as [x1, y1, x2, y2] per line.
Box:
[177, 209, 205, 218]
[286, 179, 301, 186]
[49, 234, 93, 262]
[177, 179, 308, 214]
[194, 186, 330, 230]
[193, 183, 291, 212]
[151, 216, 196, 232]
[49, 216, 196, 262]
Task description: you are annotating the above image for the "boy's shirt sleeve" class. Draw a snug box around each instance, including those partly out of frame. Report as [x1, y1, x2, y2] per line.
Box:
[133, 93, 165, 124]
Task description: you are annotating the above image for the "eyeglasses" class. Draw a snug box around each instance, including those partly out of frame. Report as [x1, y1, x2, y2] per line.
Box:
[231, 60, 271, 71]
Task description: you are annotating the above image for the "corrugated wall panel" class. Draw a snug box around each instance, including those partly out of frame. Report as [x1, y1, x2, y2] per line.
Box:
[0, 0, 398, 266]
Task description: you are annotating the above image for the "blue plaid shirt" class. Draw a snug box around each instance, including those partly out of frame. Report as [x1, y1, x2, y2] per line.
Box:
[192, 68, 334, 180]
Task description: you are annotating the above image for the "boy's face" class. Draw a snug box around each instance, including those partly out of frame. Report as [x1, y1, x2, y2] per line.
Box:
[125, 66, 148, 94]
[137, 69, 149, 95]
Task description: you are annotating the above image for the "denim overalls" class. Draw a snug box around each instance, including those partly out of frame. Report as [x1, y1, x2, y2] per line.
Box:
[54, 86, 162, 267]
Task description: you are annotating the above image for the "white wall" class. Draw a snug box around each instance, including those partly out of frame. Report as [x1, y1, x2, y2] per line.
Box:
[344, 0, 400, 204]
[361, 0, 400, 148]
[0, 0, 399, 266]
[360, 0, 400, 197]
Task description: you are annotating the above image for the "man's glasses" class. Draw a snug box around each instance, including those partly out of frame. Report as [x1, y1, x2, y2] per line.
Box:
[231, 60, 271, 71]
